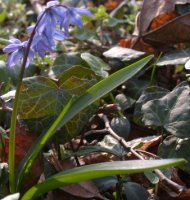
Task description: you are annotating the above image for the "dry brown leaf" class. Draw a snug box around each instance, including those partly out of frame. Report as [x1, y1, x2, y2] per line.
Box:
[139, 136, 162, 151]
[119, 38, 133, 48]
[48, 156, 105, 199]
[136, 0, 190, 35]
[2, 123, 43, 192]
[150, 11, 179, 30]
[143, 13, 190, 45]
[104, 0, 121, 11]
[3, 124, 38, 167]
[61, 181, 105, 199]
[81, 152, 118, 165]
[177, 189, 190, 199]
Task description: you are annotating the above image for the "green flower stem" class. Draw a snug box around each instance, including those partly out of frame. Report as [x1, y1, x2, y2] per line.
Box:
[8, 4, 68, 193]
[8, 11, 46, 193]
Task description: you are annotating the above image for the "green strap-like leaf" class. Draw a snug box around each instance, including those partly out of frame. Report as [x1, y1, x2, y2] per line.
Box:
[21, 159, 186, 200]
[16, 55, 153, 191]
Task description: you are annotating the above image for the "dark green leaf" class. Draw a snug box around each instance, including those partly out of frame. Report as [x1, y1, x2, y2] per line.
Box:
[93, 176, 117, 192]
[52, 53, 87, 77]
[144, 171, 159, 184]
[0, 61, 9, 83]
[98, 135, 126, 157]
[158, 136, 190, 172]
[81, 52, 110, 77]
[115, 93, 134, 111]
[142, 82, 190, 137]
[61, 145, 125, 160]
[19, 67, 97, 119]
[134, 86, 169, 124]
[110, 117, 131, 139]
[122, 182, 149, 200]
[75, 28, 95, 41]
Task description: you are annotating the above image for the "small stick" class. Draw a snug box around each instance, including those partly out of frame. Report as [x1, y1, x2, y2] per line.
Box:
[97, 113, 186, 194]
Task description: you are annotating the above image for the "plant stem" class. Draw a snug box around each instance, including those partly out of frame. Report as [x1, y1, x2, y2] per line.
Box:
[8, 10, 46, 193]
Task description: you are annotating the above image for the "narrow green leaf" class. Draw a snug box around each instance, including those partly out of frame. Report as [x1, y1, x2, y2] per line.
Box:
[16, 55, 153, 191]
[21, 159, 186, 200]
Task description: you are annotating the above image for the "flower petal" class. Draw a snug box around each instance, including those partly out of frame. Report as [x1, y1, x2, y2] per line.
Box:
[70, 11, 83, 27]
[9, 38, 21, 44]
[47, 0, 59, 7]
[74, 7, 94, 17]
[7, 50, 23, 67]
[3, 44, 21, 53]
[54, 30, 66, 40]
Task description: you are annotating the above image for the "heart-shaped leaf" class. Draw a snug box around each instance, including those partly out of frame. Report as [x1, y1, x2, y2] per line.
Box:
[52, 53, 88, 77]
[81, 52, 110, 77]
[134, 86, 169, 125]
[142, 82, 190, 137]
[19, 66, 98, 139]
[19, 66, 97, 119]
[158, 136, 190, 172]
[110, 117, 131, 139]
[122, 182, 149, 200]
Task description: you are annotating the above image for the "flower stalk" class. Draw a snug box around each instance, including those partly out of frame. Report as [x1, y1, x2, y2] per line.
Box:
[6, 1, 93, 193]
[8, 10, 47, 193]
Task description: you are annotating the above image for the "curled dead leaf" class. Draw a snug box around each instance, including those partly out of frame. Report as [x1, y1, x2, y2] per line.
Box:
[149, 11, 179, 30]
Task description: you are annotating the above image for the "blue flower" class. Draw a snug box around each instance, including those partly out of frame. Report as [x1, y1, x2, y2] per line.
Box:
[60, 7, 93, 35]
[36, 0, 65, 35]
[3, 1, 93, 67]
[29, 25, 66, 57]
[3, 39, 34, 67]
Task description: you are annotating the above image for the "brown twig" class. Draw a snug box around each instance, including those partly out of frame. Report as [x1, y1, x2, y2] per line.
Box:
[69, 140, 81, 167]
[97, 113, 186, 195]
[130, 147, 186, 194]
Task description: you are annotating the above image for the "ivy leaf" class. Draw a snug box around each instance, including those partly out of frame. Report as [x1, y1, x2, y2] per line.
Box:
[19, 66, 96, 119]
[19, 66, 98, 140]
[158, 136, 190, 172]
[157, 48, 190, 66]
[110, 117, 131, 139]
[52, 53, 87, 77]
[103, 46, 145, 62]
[134, 86, 169, 125]
[142, 82, 190, 137]
[81, 52, 110, 77]
[122, 182, 149, 200]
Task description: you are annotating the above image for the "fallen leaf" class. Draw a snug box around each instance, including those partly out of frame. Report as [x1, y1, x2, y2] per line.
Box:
[135, 0, 190, 35]
[150, 11, 179, 30]
[177, 189, 190, 199]
[61, 181, 105, 199]
[143, 13, 190, 45]
[104, 0, 121, 11]
[139, 136, 162, 151]
[157, 48, 190, 66]
[3, 123, 43, 192]
[103, 46, 145, 62]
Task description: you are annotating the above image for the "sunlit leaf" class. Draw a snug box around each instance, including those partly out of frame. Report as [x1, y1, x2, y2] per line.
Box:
[21, 159, 186, 200]
[142, 82, 190, 137]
